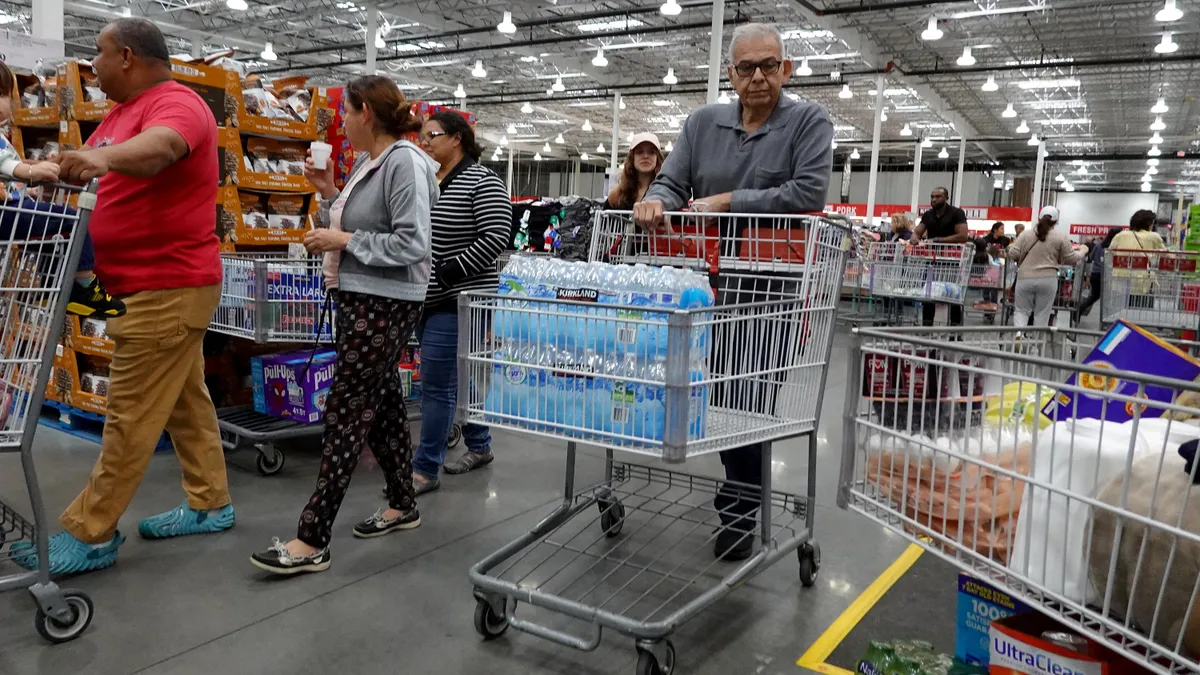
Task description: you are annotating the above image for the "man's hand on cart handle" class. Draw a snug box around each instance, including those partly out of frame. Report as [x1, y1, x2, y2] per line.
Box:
[56, 150, 110, 182]
[692, 193, 732, 214]
[633, 199, 667, 232]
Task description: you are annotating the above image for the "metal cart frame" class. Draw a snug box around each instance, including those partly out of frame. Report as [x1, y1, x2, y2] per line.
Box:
[460, 211, 849, 675]
[1, 181, 100, 643]
[1101, 248, 1200, 335]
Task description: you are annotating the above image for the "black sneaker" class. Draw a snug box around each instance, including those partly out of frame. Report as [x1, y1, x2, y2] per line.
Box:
[443, 450, 494, 475]
[68, 276, 126, 318]
[713, 527, 754, 561]
[352, 508, 421, 538]
[249, 538, 331, 575]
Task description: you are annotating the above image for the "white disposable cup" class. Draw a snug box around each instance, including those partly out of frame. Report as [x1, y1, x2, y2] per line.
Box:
[310, 141, 333, 170]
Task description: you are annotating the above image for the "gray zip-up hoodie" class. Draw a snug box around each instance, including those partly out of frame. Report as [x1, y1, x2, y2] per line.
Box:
[318, 140, 439, 302]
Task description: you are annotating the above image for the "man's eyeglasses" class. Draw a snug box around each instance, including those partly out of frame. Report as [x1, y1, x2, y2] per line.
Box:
[420, 131, 447, 143]
[733, 59, 782, 78]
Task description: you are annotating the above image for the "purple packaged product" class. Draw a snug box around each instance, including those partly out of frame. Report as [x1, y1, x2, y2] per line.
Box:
[252, 348, 337, 424]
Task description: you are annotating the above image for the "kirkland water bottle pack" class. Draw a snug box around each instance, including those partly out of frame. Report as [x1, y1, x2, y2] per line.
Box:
[487, 255, 713, 443]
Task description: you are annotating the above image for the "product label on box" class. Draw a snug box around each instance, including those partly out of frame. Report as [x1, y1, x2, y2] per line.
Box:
[252, 349, 336, 423]
[957, 574, 1029, 666]
[989, 627, 1102, 675]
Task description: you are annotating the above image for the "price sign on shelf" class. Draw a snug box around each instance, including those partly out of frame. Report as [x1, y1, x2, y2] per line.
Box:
[0, 31, 64, 73]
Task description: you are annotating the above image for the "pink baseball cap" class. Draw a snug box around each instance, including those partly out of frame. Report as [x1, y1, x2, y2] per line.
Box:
[628, 132, 662, 153]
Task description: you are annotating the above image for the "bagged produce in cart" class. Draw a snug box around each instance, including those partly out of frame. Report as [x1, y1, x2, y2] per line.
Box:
[983, 381, 1054, 432]
[858, 639, 953, 675]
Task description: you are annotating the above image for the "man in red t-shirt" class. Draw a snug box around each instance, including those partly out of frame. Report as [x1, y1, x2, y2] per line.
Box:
[14, 18, 233, 575]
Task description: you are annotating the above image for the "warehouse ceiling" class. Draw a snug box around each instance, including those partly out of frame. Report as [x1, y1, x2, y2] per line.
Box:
[2, 0, 1198, 193]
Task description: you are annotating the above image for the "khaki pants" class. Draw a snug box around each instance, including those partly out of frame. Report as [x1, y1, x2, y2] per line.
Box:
[61, 284, 231, 543]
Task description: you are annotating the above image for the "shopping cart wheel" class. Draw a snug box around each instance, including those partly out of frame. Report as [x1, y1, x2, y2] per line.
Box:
[635, 640, 675, 675]
[599, 497, 625, 538]
[448, 424, 462, 449]
[473, 597, 508, 640]
[34, 590, 93, 644]
[256, 445, 286, 476]
[798, 542, 821, 587]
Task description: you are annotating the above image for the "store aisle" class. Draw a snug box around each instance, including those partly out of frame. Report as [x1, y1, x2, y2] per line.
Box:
[0, 338, 920, 675]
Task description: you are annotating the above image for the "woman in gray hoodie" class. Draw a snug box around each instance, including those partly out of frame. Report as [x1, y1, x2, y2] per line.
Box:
[252, 76, 440, 575]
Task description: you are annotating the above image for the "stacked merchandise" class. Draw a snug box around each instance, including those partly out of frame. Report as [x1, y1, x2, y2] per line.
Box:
[486, 255, 713, 443]
[857, 641, 956, 675]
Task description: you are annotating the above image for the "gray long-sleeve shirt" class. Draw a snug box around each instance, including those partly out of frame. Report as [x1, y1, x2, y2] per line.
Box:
[643, 95, 834, 213]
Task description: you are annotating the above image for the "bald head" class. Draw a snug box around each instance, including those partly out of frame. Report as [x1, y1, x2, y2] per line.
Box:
[93, 18, 172, 103]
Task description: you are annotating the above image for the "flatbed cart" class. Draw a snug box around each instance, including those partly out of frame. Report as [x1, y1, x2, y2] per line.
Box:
[839, 325, 1200, 675]
[0, 181, 100, 642]
[209, 254, 458, 475]
[458, 211, 850, 675]
[1102, 248, 1200, 338]
[866, 241, 973, 326]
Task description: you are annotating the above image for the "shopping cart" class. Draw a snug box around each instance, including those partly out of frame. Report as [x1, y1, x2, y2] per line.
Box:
[1102, 249, 1200, 335]
[1002, 261, 1087, 328]
[0, 181, 100, 642]
[839, 325, 1200, 675]
[210, 253, 459, 475]
[460, 211, 850, 674]
[866, 241, 973, 306]
[967, 258, 1011, 322]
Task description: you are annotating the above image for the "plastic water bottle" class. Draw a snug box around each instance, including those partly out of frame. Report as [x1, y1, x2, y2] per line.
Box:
[579, 348, 604, 436]
[534, 345, 557, 428]
[608, 353, 639, 438]
[644, 355, 667, 442]
[688, 356, 709, 439]
[516, 342, 540, 426]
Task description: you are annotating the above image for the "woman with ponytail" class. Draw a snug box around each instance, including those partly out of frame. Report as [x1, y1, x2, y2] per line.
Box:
[410, 110, 511, 493]
[1007, 205, 1083, 327]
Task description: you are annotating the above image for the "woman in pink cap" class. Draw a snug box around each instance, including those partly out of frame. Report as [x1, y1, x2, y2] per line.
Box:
[607, 132, 664, 209]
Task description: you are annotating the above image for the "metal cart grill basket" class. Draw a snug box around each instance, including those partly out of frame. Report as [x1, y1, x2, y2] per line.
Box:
[1102, 249, 1200, 333]
[459, 210, 850, 674]
[839, 325, 1200, 675]
[0, 182, 100, 643]
[866, 241, 973, 306]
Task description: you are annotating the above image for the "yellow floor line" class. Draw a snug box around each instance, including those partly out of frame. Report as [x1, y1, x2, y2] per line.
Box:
[796, 543, 925, 674]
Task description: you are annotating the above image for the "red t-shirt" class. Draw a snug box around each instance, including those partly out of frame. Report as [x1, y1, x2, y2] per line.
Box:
[87, 80, 221, 295]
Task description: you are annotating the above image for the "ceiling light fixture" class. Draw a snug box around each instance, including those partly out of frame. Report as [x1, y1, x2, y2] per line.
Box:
[1072, 159, 1084, 166]
[592, 48, 608, 67]
[555, 133, 565, 144]
[957, 47, 976, 67]
[552, 76, 565, 92]
[580, 152, 590, 160]
[1015, 119, 1029, 134]
[1027, 133, 1041, 146]
[1157, 0, 1183, 22]
[1155, 32, 1178, 54]
[938, 147, 949, 159]
[982, 75, 998, 92]
[850, 148, 861, 159]
[900, 124, 912, 136]
[717, 91, 731, 104]
[1148, 145, 1162, 157]
[921, 17, 943, 41]
[1142, 182, 1152, 192]
[1151, 116, 1166, 131]
[922, 137, 933, 148]
[1142, 173, 1152, 182]
[376, 31, 387, 50]
[534, 153, 543, 161]
[619, 99, 626, 110]
[1148, 158, 1160, 166]
[797, 58, 812, 76]
[1055, 173, 1065, 182]
[1002, 103, 1016, 117]
[260, 42, 277, 60]
[520, 102, 533, 114]
[1152, 98, 1169, 114]
[1065, 184, 1075, 192]
[660, 0, 682, 16]
[880, 108, 888, 121]
[471, 60, 486, 77]
[663, 67, 677, 85]
[665, 140, 674, 151]
[498, 11, 516, 34]
[543, 142, 552, 153]
[831, 139, 838, 149]
[1017, 78, 1081, 89]
[839, 84, 853, 99]
[597, 143, 606, 153]
[1149, 166, 1160, 175]
[453, 83, 466, 98]
[507, 124, 517, 134]
[227, 0, 248, 9]
[582, 119, 593, 131]
[499, 136, 508, 146]
[1076, 165, 1087, 175]
[1150, 132, 1164, 144]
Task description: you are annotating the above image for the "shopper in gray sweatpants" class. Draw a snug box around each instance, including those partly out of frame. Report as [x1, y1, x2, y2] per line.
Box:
[1007, 205, 1083, 327]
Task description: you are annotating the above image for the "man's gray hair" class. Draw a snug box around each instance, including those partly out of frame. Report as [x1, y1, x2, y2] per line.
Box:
[727, 23, 786, 64]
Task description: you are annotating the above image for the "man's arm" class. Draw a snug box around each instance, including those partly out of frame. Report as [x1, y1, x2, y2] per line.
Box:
[913, 221, 927, 242]
[95, 127, 190, 178]
[59, 95, 207, 181]
[642, 116, 695, 211]
[728, 107, 834, 213]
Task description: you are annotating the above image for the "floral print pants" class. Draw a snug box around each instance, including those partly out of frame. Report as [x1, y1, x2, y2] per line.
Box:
[296, 291, 423, 549]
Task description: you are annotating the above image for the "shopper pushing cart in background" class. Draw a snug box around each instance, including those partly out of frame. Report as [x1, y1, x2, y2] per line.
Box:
[11, 18, 235, 575]
[633, 22, 834, 561]
[911, 187, 970, 326]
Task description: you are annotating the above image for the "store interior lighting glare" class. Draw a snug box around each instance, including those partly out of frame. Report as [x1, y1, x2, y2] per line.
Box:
[921, 17, 943, 41]
[850, 148, 861, 159]
[471, 60, 487, 78]
[582, 119, 593, 131]
[497, 11, 517, 34]
[542, 142, 552, 153]
[552, 76, 565, 92]
[506, 124, 517, 134]
[956, 47, 976, 67]
[797, 58, 812, 76]
[1155, 32, 1178, 54]
[1142, 182, 1152, 192]
[226, 0, 248, 9]
[499, 136, 508, 146]
[717, 91, 731, 104]
[981, 75, 998, 92]
[1149, 132, 1164, 144]
[453, 83, 466, 98]
[900, 124, 912, 136]
[1015, 120, 1029, 134]
[1076, 165, 1087, 175]
[922, 137, 933, 148]
[520, 102, 533, 114]
[1002, 103, 1016, 117]
[1152, 97, 1169, 114]
[591, 49, 608, 67]
[619, 99, 626, 110]
[831, 139, 838, 149]
[1149, 166, 1159, 175]
[260, 42, 277, 61]
[1151, 116, 1166, 131]
[597, 143, 606, 152]
[1148, 158, 1160, 167]
[665, 140, 674, 151]
[1027, 133, 1040, 146]
[1157, 0, 1184, 21]
[938, 147, 949, 159]
[663, 68, 678, 85]
[839, 84, 853, 99]
[534, 153, 543, 161]
[555, 133, 565, 144]
[1055, 173, 1065, 182]
[580, 152, 590, 160]
[1149, 145, 1162, 156]
[660, 0, 682, 16]
[1065, 184, 1075, 192]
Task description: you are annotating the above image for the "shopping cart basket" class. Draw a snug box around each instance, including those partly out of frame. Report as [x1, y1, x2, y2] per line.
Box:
[460, 211, 850, 674]
[840, 325, 1200, 675]
[866, 241, 973, 305]
[0, 181, 100, 642]
[1102, 249, 1200, 334]
[211, 253, 333, 344]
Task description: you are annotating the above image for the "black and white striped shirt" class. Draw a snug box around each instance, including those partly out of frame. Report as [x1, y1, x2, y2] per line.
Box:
[426, 159, 512, 312]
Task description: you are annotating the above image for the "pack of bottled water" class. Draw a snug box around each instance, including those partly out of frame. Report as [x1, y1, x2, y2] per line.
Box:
[487, 255, 713, 443]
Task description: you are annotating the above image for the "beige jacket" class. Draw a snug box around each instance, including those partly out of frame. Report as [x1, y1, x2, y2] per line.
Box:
[1008, 228, 1083, 278]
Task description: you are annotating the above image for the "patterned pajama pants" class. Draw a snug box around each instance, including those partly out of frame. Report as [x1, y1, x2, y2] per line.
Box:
[296, 291, 423, 550]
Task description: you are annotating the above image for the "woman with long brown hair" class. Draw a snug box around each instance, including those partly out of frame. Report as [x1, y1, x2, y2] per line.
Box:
[606, 132, 663, 209]
[1008, 205, 1082, 327]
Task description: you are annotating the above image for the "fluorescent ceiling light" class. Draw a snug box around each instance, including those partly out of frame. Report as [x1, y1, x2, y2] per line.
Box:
[850, 148, 861, 159]
[498, 11, 516, 34]
[1151, 116, 1166, 131]
[453, 83, 466, 98]
[602, 41, 669, 51]
[543, 143, 552, 152]
[597, 143, 606, 153]
[1149, 166, 1159, 175]
[1076, 165, 1087, 175]
[227, 0, 248, 9]
[1002, 103, 1016, 117]
[555, 133, 565, 144]
[831, 139, 838, 149]
[839, 84, 852, 99]
[652, 99, 673, 106]
[1017, 78, 1080, 89]
[668, 118, 679, 129]
[1055, 173, 1065, 182]
[1044, 118, 1091, 125]
[471, 60, 486, 78]
[1024, 99, 1086, 110]
[261, 42, 277, 61]
[921, 17, 943, 41]
[1157, 0, 1183, 22]
[1142, 182, 1152, 192]
[922, 137, 933, 148]
[1015, 120, 1029, 134]
[957, 47, 976, 67]
[803, 52, 860, 61]
[665, 141, 674, 151]
[938, 147, 949, 159]
[1155, 32, 1178, 54]
[1142, 173, 1152, 182]
[660, 0, 682, 16]
[982, 75, 998, 92]
[499, 136, 508, 146]
[1065, 184, 1075, 192]
[1152, 98, 1169, 114]
[582, 119, 593, 132]
[1150, 132, 1164, 144]
[580, 152, 590, 160]
[534, 153, 543, 161]
[1027, 133, 1041, 146]
[1149, 145, 1162, 157]
[663, 68, 677, 85]
[781, 29, 835, 40]
[900, 124, 912, 136]
[507, 124, 517, 134]
[889, 105, 924, 112]
[567, 101, 607, 108]
[577, 18, 644, 32]
[551, 76, 565, 92]
[797, 58, 812, 76]
[946, 2, 1048, 19]
[591, 48, 608, 67]
[1148, 158, 1160, 166]
[619, 99, 626, 110]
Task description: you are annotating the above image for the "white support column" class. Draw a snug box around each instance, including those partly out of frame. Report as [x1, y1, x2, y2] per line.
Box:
[865, 74, 885, 226]
[910, 140, 924, 213]
[609, 92, 621, 175]
[32, 0, 64, 43]
[573, 157, 582, 196]
[365, 0, 379, 73]
[506, 148, 515, 197]
[191, 32, 205, 59]
[955, 136, 967, 204]
[706, 0, 726, 104]
[1031, 141, 1047, 223]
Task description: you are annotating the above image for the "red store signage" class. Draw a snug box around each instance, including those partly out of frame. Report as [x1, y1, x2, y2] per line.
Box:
[1070, 224, 1119, 236]
[826, 203, 1033, 222]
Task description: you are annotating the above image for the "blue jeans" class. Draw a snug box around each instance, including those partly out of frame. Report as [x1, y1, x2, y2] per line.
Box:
[412, 310, 491, 480]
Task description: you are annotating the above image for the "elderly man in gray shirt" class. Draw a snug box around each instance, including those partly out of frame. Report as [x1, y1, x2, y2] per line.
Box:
[634, 23, 834, 562]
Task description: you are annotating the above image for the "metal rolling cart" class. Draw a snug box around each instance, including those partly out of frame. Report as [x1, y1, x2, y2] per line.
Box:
[866, 241, 973, 325]
[839, 324, 1200, 675]
[209, 253, 458, 475]
[458, 210, 850, 675]
[1101, 248, 1200, 338]
[0, 181, 100, 642]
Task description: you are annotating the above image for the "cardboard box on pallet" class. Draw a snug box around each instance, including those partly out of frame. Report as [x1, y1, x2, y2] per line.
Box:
[251, 348, 336, 423]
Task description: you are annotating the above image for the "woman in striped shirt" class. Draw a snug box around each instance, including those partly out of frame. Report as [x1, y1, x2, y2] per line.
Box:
[411, 111, 512, 495]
